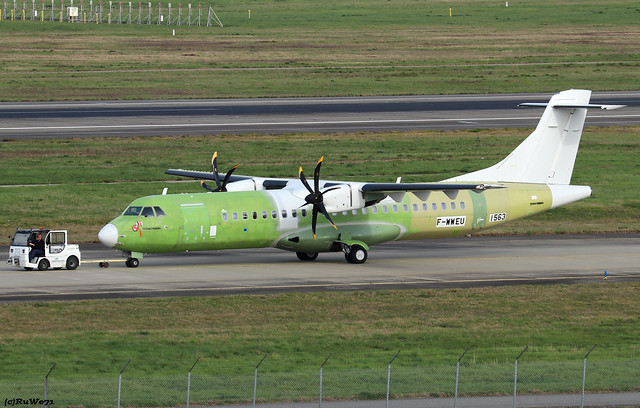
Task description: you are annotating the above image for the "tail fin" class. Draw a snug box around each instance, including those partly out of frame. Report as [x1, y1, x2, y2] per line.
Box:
[446, 89, 623, 185]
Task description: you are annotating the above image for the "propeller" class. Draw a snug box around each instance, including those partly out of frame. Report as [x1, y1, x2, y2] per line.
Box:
[201, 151, 239, 192]
[299, 156, 340, 239]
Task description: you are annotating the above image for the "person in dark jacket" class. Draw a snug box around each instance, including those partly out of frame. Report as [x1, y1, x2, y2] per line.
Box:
[29, 233, 45, 261]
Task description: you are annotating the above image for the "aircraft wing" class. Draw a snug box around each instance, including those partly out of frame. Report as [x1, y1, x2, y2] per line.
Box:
[165, 169, 251, 182]
[165, 168, 292, 189]
[359, 182, 505, 203]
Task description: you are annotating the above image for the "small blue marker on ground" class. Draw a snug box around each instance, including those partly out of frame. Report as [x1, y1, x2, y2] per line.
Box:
[604, 270, 608, 280]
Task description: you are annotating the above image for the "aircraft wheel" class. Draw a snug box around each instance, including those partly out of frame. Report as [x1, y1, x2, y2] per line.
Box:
[37, 259, 50, 271]
[66, 256, 79, 270]
[125, 257, 140, 268]
[296, 252, 319, 261]
[345, 245, 367, 264]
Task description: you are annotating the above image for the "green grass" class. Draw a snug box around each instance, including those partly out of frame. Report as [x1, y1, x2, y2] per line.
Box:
[1, 127, 639, 243]
[1, 0, 640, 100]
[1, 284, 640, 405]
[2, 284, 640, 375]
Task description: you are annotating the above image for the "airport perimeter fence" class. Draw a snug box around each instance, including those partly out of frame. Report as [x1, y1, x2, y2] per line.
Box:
[2, 353, 640, 407]
[0, 0, 222, 26]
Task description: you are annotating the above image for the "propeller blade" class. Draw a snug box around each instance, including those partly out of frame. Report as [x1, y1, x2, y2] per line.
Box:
[311, 208, 318, 239]
[317, 203, 338, 230]
[212, 152, 221, 190]
[201, 152, 239, 192]
[313, 156, 324, 193]
[201, 180, 217, 193]
[221, 164, 239, 191]
[299, 167, 314, 195]
[300, 156, 338, 239]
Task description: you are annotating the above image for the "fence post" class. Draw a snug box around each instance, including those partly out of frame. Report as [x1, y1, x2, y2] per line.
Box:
[253, 354, 268, 407]
[581, 344, 597, 408]
[319, 353, 332, 408]
[43, 363, 56, 408]
[513, 346, 528, 408]
[385, 350, 400, 408]
[186, 356, 201, 408]
[454, 347, 469, 408]
[117, 359, 131, 408]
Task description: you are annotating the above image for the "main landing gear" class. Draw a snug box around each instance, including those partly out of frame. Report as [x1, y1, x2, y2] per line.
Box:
[344, 244, 367, 264]
[125, 257, 140, 268]
[295, 243, 368, 264]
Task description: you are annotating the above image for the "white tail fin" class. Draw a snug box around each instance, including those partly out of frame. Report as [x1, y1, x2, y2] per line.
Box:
[446, 89, 623, 185]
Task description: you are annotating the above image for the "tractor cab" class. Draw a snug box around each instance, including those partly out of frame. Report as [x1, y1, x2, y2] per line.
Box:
[7, 228, 81, 271]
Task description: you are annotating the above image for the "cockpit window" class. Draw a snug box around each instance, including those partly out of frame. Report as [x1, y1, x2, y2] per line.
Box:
[141, 207, 155, 217]
[123, 206, 143, 216]
[154, 206, 166, 217]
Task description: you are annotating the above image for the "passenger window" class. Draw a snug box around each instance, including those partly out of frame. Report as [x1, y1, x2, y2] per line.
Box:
[252, 211, 258, 220]
[292, 209, 297, 218]
[272, 210, 277, 219]
[382, 206, 388, 214]
[362, 208, 368, 215]
[460, 202, 466, 210]
[392, 205, 399, 213]
[141, 207, 155, 217]
[281, 210, 288, 219]
[422, 203, 428, 211]
[372, 206, 378, 214]
[154, 206, 166, 217]
[301, 209, 307, 217]
[262, 210, 268, 219]
[123, 206, 142, 216]
[432, 203, 437, 211]
[232, 212, 238, 221]
[242, 212, 248, 220]
[222, 212, 228, 222]
[441, 202, 447, 211]
[403, 204, 409, 213]
[412, 204, 418, 212]
[352, 210, 358, 215]
[451, 202, 456, 210]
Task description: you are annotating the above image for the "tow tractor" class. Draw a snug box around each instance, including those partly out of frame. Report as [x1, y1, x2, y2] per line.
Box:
[7, 229, 81, 271]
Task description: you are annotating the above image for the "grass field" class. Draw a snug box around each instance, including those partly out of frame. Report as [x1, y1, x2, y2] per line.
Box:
[2, 284, 639, 377]
[1, 0, 639, 100]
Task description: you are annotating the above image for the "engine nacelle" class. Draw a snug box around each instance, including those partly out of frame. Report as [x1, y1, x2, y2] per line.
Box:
[226, 179, 261, 192]
[322, 184, 366, 212]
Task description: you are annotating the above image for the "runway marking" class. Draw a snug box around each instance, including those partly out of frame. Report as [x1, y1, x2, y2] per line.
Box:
[0, 114, 637, 131]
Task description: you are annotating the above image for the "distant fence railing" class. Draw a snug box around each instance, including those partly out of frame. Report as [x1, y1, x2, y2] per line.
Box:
[2, 352, 639, 407]
[0, 0, 222, 26]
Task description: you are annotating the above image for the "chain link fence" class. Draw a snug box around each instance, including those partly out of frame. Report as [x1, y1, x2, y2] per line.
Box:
[2, 355, 639, 407]
[0, 0, 222, 26]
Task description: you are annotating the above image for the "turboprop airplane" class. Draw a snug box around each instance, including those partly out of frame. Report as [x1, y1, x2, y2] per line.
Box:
[98, 89, 624, 267]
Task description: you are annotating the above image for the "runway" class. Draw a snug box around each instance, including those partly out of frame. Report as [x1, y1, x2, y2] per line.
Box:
[1, 91, 639, 139]
[2, 234, 639, 302]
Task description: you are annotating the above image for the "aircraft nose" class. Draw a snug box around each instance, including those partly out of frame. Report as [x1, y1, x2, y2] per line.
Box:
[98, 223, 118, 248]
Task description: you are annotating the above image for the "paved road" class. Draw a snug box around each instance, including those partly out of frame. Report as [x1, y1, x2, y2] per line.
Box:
[1, 92, 639, 139]
[2, 234, 639, 302]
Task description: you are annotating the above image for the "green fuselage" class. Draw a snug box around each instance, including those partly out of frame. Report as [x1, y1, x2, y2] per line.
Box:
[104, 183, 552, 255]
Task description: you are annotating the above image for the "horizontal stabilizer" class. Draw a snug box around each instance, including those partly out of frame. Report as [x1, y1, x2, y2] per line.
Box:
[518, 103, 626, 110]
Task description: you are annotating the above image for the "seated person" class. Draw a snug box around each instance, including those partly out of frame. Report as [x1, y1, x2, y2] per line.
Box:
[29, 233, 45, 262]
